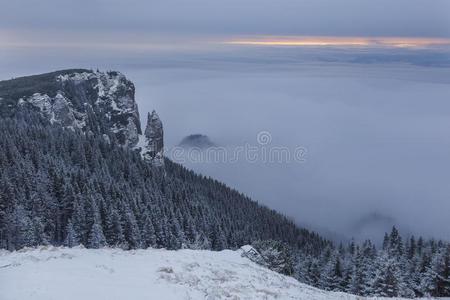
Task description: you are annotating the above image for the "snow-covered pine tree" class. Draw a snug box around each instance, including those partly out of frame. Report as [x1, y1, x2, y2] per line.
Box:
[251, 240, 294, 276]
[88, 222, 107, 249]
[104, 208, 128, 249]
[372, 253, 400, 297]
[420, 246, 450, 297]
[141, 213, 157, 248]
[64, 220, 79, 247]
[319, 251, 343, 291]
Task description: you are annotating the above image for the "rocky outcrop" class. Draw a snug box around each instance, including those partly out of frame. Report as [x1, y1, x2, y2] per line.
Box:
[57, 70, 141, 147]
[5, 69, 164, 166]
[18, 92, 83, 129]
[142, 110, 164, 166]
[16, 70, 141, 148]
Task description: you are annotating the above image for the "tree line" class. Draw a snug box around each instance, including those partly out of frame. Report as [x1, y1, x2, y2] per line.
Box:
[293, 226, 450, 298]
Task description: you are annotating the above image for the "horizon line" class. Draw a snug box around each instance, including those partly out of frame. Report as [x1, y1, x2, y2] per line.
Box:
[223, 36, 450, 49]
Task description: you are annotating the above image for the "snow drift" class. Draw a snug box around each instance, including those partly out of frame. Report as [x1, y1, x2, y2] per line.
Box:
[0, 246, 440, 300]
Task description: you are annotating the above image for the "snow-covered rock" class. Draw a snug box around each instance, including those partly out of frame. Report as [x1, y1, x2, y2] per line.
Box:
[14, 69, 165, 165]
[142, 110, 164, 166]
[0, 247, 433, 300]
[240, 244, 265, 265]
[20, 92, 85, 129]
[19, 70, 142, 148]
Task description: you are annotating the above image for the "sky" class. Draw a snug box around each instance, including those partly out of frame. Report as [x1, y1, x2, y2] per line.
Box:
[1, 0, 450, 49]
[1, 0, 450, 242]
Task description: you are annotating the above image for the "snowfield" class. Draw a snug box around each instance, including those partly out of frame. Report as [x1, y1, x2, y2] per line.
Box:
[0, 246, 445, 300]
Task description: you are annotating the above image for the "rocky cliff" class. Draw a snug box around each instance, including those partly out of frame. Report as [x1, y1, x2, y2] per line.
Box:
[0, 69, 163, 165]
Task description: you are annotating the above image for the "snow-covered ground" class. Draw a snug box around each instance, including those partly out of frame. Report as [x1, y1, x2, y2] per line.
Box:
[0, 246, 444, 300]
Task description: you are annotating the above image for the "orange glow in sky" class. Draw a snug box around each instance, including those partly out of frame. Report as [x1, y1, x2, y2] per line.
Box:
[224, 36, 450, 48]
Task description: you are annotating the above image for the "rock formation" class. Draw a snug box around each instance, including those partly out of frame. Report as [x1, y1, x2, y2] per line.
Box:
[142, 110, 164, 166]
[5, 69, 164, 166]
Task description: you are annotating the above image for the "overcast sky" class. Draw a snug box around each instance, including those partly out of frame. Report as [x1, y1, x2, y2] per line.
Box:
[2, 0, 450, 44]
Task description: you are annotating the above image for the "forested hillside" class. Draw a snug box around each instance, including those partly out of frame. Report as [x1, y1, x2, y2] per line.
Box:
[0, 110, 327, 253]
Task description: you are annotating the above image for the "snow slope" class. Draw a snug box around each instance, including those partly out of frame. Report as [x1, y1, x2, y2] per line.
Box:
[0, 247, 444, 300]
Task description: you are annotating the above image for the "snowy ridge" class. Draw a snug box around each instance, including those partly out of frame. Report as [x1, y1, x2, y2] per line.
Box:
[57, 71, 92, 83]
[0, 247, 434, 300]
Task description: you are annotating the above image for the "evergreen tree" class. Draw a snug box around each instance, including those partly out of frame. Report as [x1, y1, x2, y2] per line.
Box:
[372, 254, 401, 297]
[252, 240, 294, 276]
[420, 247, 450, 297]
[141, 214, 157, 248]
[64, 220, 79, 247]
[88, 222, 107, 249]
[319, 252, 343, 291]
